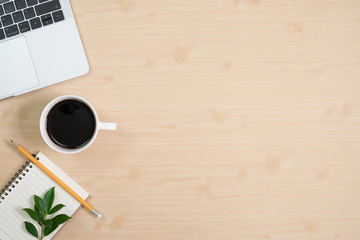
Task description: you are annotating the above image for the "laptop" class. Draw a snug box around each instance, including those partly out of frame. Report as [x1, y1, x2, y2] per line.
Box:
[0, 0, 89, 100]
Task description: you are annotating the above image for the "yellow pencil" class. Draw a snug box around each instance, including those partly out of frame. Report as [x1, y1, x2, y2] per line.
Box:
[10, 140, 102, 218]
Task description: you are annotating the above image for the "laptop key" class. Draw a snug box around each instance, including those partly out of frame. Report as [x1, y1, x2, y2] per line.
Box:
[1, 14, 13, 26]
[0, 5, 4, 16]
[3, 1, 15, 14]
[29, 16, 41, 29]
[0, 0, 9, 3]
[18, 20, 30, 33]
[52, 9, 63, 22]
[40, 13, 52, 26]
[4, 24, 19, 37]
[24, 7, 35, 19]
[0, 28, 5, 40]
[12, 11, 24, 23]
[35, 0, 61, 16]
[26, 0, 38, 6]
[15, 0, 27, 10]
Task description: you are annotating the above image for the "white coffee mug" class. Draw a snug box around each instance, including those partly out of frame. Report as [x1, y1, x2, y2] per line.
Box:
[40, 95, 117, 154]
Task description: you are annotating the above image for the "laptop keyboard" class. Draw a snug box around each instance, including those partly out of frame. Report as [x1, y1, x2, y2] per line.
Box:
[0, 0, 65, 40]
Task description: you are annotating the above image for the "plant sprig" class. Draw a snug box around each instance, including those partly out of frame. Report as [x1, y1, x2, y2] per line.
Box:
[23, 187, 71, 239]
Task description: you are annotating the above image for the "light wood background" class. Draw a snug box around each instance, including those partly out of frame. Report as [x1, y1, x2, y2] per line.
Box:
[1, 0, 360, 239]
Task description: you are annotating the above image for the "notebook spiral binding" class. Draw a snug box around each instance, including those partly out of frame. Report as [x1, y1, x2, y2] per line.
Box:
[0, 161, 33, 204]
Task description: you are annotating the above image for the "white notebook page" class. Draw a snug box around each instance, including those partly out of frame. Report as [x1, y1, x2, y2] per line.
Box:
[0, 152, 89, 240]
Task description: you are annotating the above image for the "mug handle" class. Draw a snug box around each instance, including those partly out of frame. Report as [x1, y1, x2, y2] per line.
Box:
[98, 121, 117, 130]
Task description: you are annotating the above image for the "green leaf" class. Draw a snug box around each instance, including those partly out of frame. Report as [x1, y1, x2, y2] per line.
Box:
[44, 225, 59, 236]
[24, 221, 38, 238]
[43, 187, 55, 213]
[51, 214, 71, 225]
[49, 204, 65, 215]
[34, 204, 43, 225]
[43, 219, 53, 227]
[34, 195, 45, 214]
[23, 208, 40, 222]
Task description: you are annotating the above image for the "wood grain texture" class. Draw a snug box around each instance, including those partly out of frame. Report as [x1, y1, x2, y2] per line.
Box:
[1, 0, 360, 239]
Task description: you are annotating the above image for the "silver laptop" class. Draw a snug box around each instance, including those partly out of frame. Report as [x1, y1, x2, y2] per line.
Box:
[0, 0, 89, 100]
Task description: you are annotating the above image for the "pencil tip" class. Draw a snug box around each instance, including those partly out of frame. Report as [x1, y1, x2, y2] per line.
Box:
[10, 139, 18, 147]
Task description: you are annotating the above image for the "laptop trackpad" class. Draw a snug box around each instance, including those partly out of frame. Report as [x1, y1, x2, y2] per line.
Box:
[0, 37, 39, 98]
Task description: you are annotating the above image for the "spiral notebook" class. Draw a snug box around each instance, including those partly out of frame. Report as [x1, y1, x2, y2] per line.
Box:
[0, 152, 89, 240]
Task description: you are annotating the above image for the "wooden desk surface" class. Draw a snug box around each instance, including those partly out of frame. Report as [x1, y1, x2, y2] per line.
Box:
[1, 0, 360, 239]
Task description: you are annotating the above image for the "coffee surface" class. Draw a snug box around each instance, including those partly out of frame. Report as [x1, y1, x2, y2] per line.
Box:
[46, 100, 96, 149]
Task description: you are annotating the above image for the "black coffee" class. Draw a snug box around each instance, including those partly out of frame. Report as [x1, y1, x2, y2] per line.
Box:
[46, 100, 96, 149]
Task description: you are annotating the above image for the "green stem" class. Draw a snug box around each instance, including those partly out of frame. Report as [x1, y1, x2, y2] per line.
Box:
[39, 224, 44, 240]
[39, 214, 47, 240]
